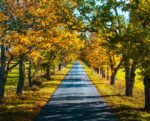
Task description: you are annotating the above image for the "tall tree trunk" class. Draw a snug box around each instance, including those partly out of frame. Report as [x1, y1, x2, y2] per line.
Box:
[58, 64, 62, 71]
[144, 75, 150, 111]
[99, 69, 102, 78]
[125, 61, 136, 96]
[110, 59, 123, 85]
[125, 59, 131, 96]
[98, 68, 101, 75]
[102, 69, 106, 78]
[0, 44, 6, 104]
[110, 69, 117, 85]
[107, 67, 110, 80]
[109, 56, 123, 85]
[28, 60, 32, 88]
[46, 66, 50, 80]
[16, 57, 25, 95]
[99, 68, 104, 78]
[95, 68, 99, 73]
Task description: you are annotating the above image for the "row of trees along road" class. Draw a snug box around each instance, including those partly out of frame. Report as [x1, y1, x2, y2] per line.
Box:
[74, 0, 150, 110]
[0, 0, 150, 111]
[0, 0, 83, 103]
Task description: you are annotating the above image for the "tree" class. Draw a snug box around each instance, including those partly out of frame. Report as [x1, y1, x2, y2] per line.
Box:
[0, 0, 78, 97]
[129, 0, 150, 110]
[74, 0, 126, 85]
[0, 1, 9, 103]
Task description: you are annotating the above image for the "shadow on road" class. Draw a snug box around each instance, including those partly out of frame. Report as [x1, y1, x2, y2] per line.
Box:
[34, 97, 116, 121]
[34, 61, 118, 121]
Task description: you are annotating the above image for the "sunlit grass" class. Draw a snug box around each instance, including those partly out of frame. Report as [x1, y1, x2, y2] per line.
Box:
[116, 69, 144, 96]
[83, 64, 150, 121]
[0, 64, 72, 121]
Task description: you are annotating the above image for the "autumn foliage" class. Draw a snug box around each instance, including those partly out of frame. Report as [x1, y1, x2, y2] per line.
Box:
[0, 0, 150, 117]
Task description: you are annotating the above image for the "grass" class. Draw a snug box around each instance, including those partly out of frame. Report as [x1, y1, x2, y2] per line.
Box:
[0, 64, 72, 121]
[83, 64, 150, 121]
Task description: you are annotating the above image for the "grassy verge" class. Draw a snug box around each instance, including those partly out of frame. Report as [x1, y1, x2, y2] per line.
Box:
[0, 64, 72, 121]
[83, 64, 150, 121]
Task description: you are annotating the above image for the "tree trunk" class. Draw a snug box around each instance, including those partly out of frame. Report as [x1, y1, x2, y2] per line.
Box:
[99, 68, 104, 78]
[109, 52, 123, 84]
[58, 64, 62, 71]
[102, 69, 106, 78]
[144, 75, 150, 111]
[99, 69, 102, 78]
[16, 57, 25, 95]
[110, 70, 117, 85]
[95, 68, 99, 73]
[125, 70, 136, 96]
[125, 61, 136, 96]
[28, 61, 32, 88]
[0, 44, 6, 104]
[107, 67, 110, 80]
[46, 67, 50, 80]
[125, 62, 131, 96]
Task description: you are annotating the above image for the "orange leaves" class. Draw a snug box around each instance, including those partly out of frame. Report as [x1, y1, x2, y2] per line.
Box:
[86, 46, 108, 68]
[82, 32, 110, 69]
[0, 0, 82, 66]
[11, 45, 28, 57]
[41, 0, 47, 3]
[28, 51, 42, 63]
[0, 12, 8, 22]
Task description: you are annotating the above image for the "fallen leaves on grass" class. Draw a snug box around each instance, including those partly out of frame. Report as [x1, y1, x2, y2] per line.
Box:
[0, 65, 72, 121]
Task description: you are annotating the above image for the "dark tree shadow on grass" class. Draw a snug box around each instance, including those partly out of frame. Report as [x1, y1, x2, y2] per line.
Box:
[112, 105, 150, 121]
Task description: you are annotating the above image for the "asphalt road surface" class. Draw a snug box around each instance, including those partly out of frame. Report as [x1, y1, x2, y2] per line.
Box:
[34, 61, 118, 121]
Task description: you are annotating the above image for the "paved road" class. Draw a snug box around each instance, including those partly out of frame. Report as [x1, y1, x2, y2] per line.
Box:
[34, 61, 117, 121]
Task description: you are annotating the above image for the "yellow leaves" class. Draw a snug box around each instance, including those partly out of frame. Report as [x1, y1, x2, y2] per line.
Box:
[0, 12, 8, 22]
[64, 53, 78, 62]
[86, 46, 108, 68]
[141, 0, 150, 3]
[28, 6, 36, 13]
[68, 0, 77, 6]
[45, 27, 82, 51]
[83, 32, 110, 68]
[28, 51, 42, 62]
[1, 0, 82, 64]
[10, 32, 29, 46]
[11, 45, 27, 57]
[5, 30, 44, 58]
[41, 0, 47, 3]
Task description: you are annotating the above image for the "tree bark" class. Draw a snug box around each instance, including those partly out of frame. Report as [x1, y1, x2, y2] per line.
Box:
[99, 68, 104, 78]
[110, 59, 123, 85]
[99, 69, 102, 78]
[109, 53, 123, 85]
[107, 67, 110, 80]
[16, 57, 25, 95]
[28, 61, 32, 88]
[58, 64, 62, 71]
[0, 44, 6, 104]
[144, 75, 150, 111]
[95, 68, 99, 73]
[125, 61, 136, 96]
[110, 69, 117, 85]
[46, 67, 50, 80]
[102, 69, 106, 78]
